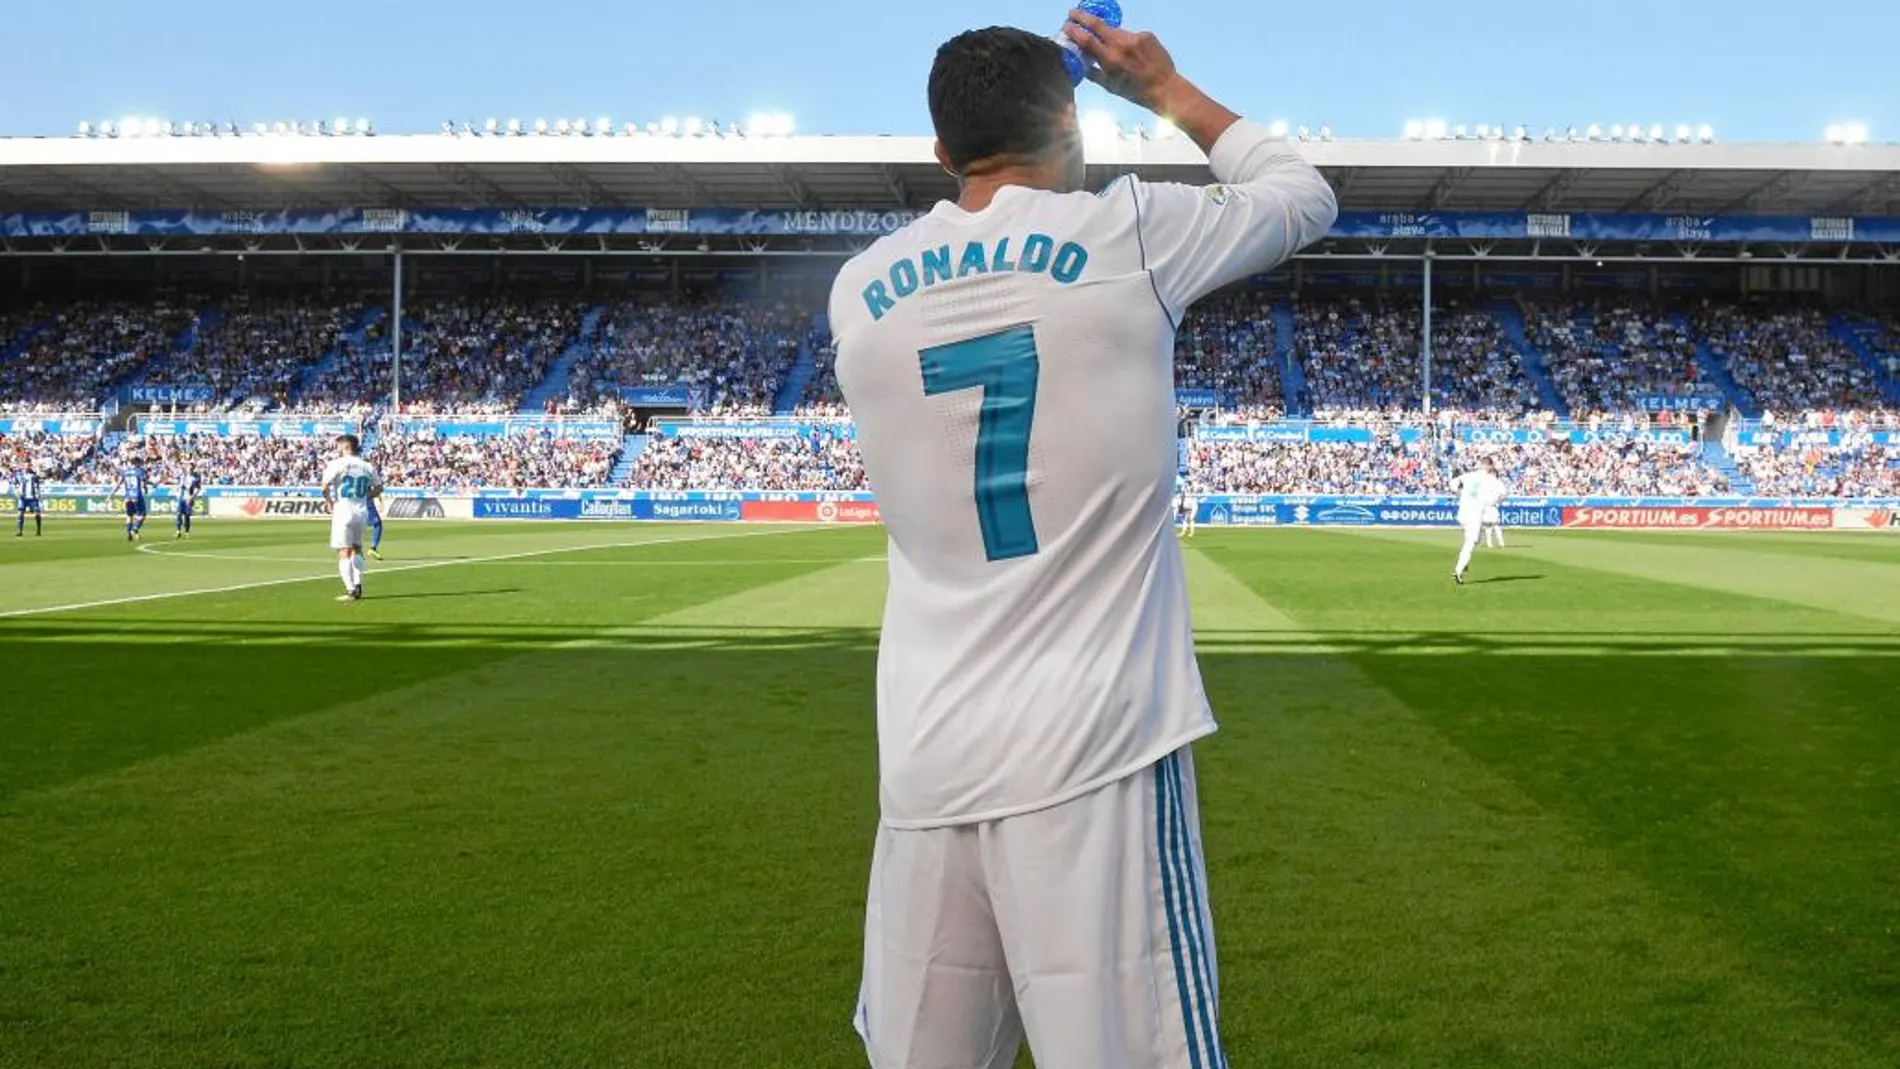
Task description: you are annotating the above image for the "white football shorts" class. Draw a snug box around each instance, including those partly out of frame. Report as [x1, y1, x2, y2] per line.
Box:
[330, 503, 368, 550]
[855, 747, 1225, 1069]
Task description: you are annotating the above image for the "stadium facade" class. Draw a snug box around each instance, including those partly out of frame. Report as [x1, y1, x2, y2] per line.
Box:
[2, 130, 1897, 528]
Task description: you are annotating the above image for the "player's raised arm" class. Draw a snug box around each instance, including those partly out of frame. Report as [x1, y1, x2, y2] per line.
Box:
[1065, 10, 1338, 321]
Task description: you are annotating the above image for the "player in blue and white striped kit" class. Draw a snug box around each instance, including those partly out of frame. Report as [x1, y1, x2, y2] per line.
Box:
[831, 13, 1335, 1069]
[174, 467, 203, 539]
[121, 462, 150, 542]
[13, 466, 42, 537]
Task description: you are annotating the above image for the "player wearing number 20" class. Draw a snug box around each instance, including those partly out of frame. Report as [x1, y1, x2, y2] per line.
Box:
[830, 13, 1335, 1069]
[321, 434, 381, 602]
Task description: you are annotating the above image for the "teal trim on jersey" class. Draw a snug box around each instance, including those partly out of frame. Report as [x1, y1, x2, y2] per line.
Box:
[1157, 756, 1207, 1069]
[1165, 754, 1226, 1068]
[918, 326, 1041, 562]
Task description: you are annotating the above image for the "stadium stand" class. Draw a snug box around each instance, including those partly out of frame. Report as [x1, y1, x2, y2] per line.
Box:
[572, 298, 803, 418]
[0, 428, 97, 480]
[78, 434, 329, 488]
[1174, 290, 1286, 418]
[1696, 303, 1890, 416]
[1188, 435, 1732, 496]
[79, 426, 621, 491]
[0, 298, 197, 411]
[137, 296, 364, 411]
[2, 132, 1897, 505]
[1737, 440, 1900, 497]
[795, 324, 847, 419]
[1527, 299, 1710, 418]
[1293, 296, 1543, 421]
[300, 298, 587, 412]
[631, 428, 867, 491]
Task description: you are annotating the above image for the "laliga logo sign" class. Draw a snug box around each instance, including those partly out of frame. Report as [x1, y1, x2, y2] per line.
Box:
[817, 501, 839, 522]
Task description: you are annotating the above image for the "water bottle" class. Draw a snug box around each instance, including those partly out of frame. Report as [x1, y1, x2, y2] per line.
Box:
[1055, 0, 1124, 86]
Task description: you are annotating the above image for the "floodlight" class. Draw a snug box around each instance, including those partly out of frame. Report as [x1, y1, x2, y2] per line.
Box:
[1697, 124, 1715, 142]
[534, 118, 549, 135]
[77, 121, 92, 137]
[1268, 119, 1289, 138]
[598, 116, 613, 136]
[507, 118, 523, 136]
[1585, 124, 1602, 140]
[661, 116, 679, 136]
[683, 116, 703, 136]
[1081, 109, 1119, 144]
[1675, 124, 1693, 143]
[1403, 119, 1424, 140]
[1424, 119, 1447, 140]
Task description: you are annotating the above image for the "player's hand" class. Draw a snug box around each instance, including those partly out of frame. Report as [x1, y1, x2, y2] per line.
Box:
[1062, 10, 1181, 113]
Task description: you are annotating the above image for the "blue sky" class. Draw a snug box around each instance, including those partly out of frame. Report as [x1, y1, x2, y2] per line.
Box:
[8, 0, 1893, 143]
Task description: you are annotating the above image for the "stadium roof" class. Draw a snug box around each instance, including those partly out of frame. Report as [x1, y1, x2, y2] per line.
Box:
[2, 134, 1899, 217]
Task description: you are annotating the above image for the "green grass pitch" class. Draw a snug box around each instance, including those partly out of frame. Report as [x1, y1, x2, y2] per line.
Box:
[2, 520, 1897, 1068]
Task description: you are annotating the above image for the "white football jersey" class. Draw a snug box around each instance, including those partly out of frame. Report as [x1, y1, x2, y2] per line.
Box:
[1453, 470, 1506, 525]
[322, 456, 380, 512]
[831, 120, 1337, 829]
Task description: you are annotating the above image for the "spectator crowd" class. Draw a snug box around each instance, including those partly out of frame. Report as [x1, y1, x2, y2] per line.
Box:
[1293, 298, 1542, 421]
[1189, 437, 1731, 497]
[1697, 304, 1888, 414]
[574, 298, 801, 418]
[4, 289, 1897, 500]
[1529, 299, 1708, 418]
[302, 299, 585, 412]
[1, 430, 98, 480]
[0, 299, 198, 410]
[631, 431, 867, 492]
[139, 297, 363, 410]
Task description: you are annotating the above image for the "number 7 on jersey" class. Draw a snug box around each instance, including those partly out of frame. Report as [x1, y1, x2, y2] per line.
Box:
[919, 326, 1041, 562]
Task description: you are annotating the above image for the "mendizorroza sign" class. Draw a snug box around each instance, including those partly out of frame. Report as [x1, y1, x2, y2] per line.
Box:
[1562, 506, 1836, 530]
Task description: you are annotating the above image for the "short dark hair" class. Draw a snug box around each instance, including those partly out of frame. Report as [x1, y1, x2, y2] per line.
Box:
[928, 27, 1074, 173]
[336, 433, 361, 455]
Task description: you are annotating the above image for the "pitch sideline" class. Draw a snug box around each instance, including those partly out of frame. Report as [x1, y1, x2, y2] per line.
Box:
[0, 526, 819, 620]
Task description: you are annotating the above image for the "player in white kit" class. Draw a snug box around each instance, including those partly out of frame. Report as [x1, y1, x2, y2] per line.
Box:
[320, 434, 381, 602]
[1175, 484, 1197, 539]
[1450, 457, 1506, 585]
[830, 14, 1336, 1069]
[1480, 488, 1508, 548]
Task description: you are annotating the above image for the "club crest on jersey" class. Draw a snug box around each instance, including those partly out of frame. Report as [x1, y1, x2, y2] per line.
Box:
[1206, 185, 1233, 206]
